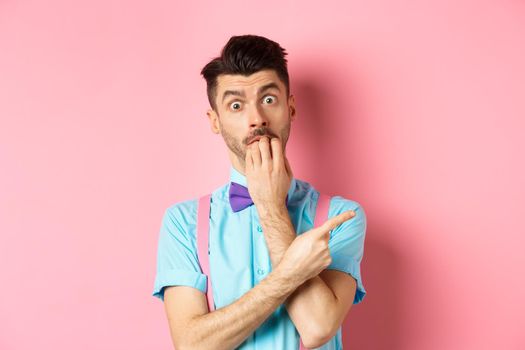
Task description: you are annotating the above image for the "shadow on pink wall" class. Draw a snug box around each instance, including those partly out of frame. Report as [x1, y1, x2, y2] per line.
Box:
[343, 236, 404, 350]
[293, 73, 405, 349]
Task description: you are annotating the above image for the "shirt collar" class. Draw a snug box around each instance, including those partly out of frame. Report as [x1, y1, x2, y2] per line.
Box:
[229, 165, 297, 201]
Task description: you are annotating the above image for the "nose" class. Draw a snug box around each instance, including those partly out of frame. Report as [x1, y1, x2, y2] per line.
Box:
[248, 104, 269, 129]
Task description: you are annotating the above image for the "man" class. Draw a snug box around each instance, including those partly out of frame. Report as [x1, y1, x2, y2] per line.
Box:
[152, 34, 367, 350]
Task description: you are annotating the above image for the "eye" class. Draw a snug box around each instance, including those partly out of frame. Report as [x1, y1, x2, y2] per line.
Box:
[229, 101, 242, 111]
[262, 95, 276, 104]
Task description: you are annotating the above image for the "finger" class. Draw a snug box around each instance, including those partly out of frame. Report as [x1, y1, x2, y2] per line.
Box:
[284, 155, 293, 178]
[258, 136, 272, 169]
[271, 137, 284, 171]
[315, 227, 331, 243]
[251, 142, 262, 168]
[320, 210, 356, 233]
[245, 146, 253, 172]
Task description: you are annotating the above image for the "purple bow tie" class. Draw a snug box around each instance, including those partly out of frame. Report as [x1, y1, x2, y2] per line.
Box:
[229, 182, 289, 212]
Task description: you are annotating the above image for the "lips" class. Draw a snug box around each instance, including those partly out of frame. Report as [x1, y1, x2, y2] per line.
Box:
[248, 135, 270, 144]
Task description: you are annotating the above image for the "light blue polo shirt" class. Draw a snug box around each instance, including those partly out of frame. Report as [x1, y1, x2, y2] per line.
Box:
[153, 166, 367, 349]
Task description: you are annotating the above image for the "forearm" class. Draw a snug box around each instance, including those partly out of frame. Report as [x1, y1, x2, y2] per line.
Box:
[181, 266, 301, 350]
[258, 206, 339, 343]
[284, 275, 339, 345]
[258, 204, 295, 267]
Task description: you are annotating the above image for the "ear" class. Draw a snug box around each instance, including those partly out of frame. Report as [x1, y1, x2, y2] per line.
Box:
[206, 109, 221, 134]
[288, 94, 296, 121]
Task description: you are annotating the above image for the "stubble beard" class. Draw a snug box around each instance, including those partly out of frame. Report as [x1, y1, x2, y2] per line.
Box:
[219, 119, 291, 169]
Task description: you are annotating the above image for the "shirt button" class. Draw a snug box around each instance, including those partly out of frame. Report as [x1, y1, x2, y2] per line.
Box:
[257, 268, 265, 275]
[256, 225, 263, 232]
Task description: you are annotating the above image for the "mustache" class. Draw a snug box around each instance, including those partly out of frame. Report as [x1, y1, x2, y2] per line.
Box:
[245, 128, 278, 145]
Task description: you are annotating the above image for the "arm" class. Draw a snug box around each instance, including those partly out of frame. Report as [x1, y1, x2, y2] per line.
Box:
[258, 205, 345, 347]
[244, 136, 361, 347]
[164, 264, 304, 350]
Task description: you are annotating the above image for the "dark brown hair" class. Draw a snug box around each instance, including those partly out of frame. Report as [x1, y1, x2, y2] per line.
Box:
[200, 34, 290, 111]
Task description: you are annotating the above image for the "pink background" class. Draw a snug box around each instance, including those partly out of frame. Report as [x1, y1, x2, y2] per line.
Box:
[1, 1, 524, 349]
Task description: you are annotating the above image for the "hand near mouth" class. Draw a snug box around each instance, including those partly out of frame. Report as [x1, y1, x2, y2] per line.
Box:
[245, 136, 293, 216]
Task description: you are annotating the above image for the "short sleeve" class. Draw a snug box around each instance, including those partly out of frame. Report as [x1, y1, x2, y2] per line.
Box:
[152, 199, 207, 302]
[325, 196, 367, 304]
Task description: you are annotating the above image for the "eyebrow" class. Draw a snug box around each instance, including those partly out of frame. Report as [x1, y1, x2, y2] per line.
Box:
[221, 82, 281, 104]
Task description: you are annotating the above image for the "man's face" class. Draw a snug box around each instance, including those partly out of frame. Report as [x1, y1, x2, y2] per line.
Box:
[207, 69, 296, 172]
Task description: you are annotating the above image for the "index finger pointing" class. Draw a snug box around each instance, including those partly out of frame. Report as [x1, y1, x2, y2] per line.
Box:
[321, 210, 356, 233]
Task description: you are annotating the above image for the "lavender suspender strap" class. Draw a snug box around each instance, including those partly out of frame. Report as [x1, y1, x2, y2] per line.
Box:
[196, 192, 332, 349]
[197, 194, 214, 312]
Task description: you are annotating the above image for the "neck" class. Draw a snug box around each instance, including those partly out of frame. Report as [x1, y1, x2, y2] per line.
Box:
[228, 152, 246, 176]
[232, 164, 245, 176]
